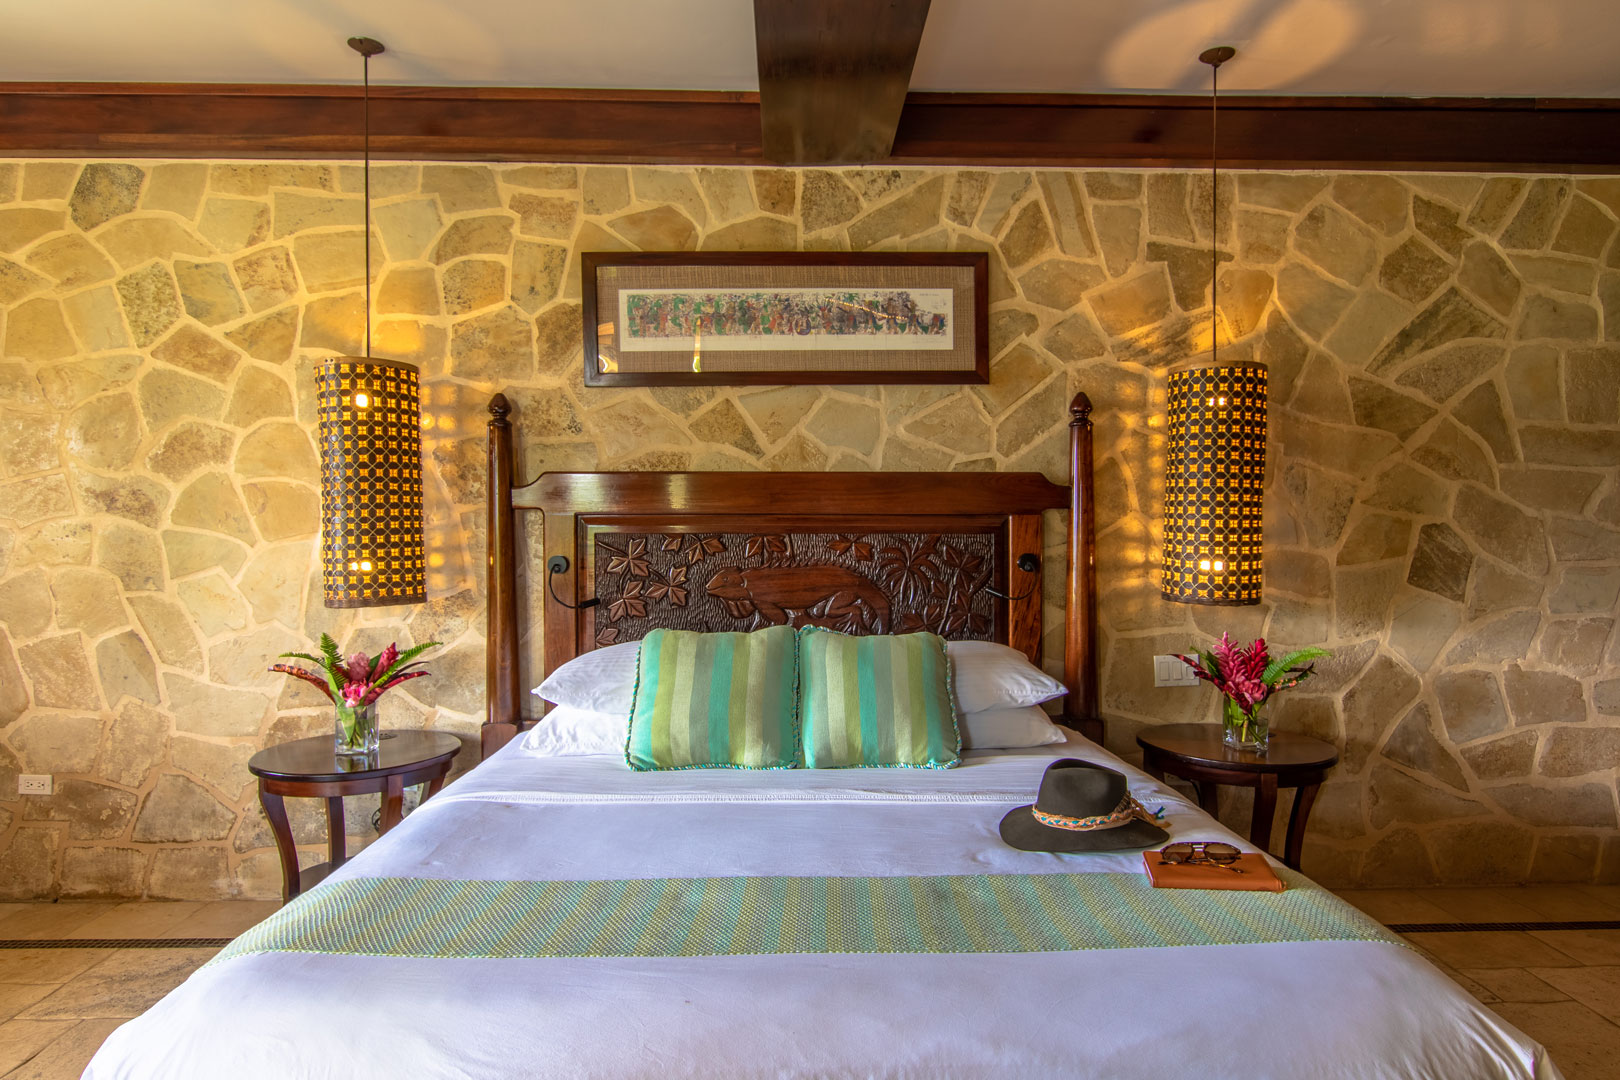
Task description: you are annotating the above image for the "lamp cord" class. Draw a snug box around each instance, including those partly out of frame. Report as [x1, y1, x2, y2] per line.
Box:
[362, 48, 373, 360]
[1210, 57, 1219, 367]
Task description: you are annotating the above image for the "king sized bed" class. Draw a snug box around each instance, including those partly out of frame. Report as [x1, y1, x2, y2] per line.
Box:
[86, 393, 1562, 1079]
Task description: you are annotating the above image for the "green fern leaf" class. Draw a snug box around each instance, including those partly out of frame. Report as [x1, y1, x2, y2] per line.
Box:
[375, 641, 442, 686]
[1263, 646, 1331, 684]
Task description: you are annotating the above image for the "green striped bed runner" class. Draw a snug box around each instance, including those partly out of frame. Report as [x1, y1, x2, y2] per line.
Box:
[212, 871, 1402, 965]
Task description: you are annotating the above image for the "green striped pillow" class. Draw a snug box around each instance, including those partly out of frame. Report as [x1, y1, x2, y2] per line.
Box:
[625, 626, 799, 771]
[798, 628, 962, 769]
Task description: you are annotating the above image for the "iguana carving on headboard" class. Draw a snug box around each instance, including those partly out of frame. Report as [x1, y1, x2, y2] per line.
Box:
[704, 565, 892, 633]
[590, 529, 995, 645]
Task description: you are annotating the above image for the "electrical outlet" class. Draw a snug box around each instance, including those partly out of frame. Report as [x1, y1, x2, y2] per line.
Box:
[1153, 656, 1201, 688]
[18, 774, 52, 796]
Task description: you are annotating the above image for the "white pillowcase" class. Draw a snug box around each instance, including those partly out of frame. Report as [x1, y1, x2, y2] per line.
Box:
[958, 704, 1066, 750]
[533, 640, 640, 715]
[523, 702, 1064, 756]
[520, 704, 628, 756]
[530, 637, 1071, 751]
[946, 640, 1068, 713]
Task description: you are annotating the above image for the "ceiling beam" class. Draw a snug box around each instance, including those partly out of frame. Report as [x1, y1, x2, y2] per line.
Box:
[3, 83, 1620, 172]
[0, 84, 762, 163]
[893, 93, 1620, 172]
[753, 0, 931, 165]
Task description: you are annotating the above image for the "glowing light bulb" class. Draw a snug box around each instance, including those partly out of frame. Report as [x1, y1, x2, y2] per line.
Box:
[1212, 560, 1225, 572]
[353, 391, 370, 408]
[359, 560, 373, 572]
[1199, 559, 1212, 571]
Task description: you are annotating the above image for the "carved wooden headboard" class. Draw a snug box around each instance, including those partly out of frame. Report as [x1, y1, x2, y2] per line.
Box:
[482, 393, 1100, 757]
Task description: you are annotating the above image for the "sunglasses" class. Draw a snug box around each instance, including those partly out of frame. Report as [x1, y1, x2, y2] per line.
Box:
[1158, 841, 1245, 873]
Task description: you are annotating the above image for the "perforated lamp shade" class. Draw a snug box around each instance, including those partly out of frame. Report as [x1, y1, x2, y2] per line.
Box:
[316, 355, 426, 608]
[1162, 362, 1267, 606]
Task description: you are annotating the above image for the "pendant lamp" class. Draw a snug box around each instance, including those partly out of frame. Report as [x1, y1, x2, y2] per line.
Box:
[317, 37, 427, 608]
[1161, 46, 1267, 607]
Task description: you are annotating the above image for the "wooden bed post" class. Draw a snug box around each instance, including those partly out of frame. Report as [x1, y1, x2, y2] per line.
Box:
[1064, 392, 1103, 745]
[483, 394, 521, 758]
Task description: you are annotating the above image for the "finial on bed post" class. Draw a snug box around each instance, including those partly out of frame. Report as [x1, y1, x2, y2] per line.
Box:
[485, 393, 520, 758]
[1065, 391, 1101, 742]
[1069, 392, 1093, 428]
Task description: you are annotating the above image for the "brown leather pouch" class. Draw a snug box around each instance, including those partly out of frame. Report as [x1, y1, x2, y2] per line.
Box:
[1143, 852, 1286, 892]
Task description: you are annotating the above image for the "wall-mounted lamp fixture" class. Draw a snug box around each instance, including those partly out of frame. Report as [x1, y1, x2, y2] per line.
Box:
[318, 36, 426, 608]
[985, 553, 1041, 602]
[1162, 46, 1266, 607]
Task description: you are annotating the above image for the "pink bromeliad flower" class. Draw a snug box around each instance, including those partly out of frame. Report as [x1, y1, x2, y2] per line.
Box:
[270, 634, 441, 710]
[1176, 633, 1329, 715]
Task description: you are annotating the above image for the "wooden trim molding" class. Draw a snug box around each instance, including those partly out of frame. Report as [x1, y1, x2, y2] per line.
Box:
[4, 82, 1619, 171]
[0, 84, 763, 163]
[896, 92, 1620, 172]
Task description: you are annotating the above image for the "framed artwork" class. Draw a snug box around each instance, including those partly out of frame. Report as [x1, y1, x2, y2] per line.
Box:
[581, 252, 988, 386]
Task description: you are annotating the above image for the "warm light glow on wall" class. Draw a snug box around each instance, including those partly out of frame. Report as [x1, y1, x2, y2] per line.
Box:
[316, 356, 426, 608]
[1161, 362, 1266, 605]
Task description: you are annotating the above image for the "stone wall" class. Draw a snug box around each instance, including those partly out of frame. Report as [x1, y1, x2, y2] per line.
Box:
[0, 159, 1616, 899]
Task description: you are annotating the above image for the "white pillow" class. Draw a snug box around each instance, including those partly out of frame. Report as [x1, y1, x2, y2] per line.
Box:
[520, 704, 628, 756]
[958, 705, 1066, 750]
[533, 640, 640, 715]
[531, 638, 1070, 731]
[946, 640, 1067, 713]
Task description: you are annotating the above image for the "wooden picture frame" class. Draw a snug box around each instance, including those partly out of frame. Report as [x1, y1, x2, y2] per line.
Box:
[581, 252, 988, 386]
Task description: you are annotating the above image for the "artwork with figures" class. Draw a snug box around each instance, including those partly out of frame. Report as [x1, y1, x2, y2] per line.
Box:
[583, 252, 986, 385]
[589, 531, 998, 646]
[621, 288, 954, 352]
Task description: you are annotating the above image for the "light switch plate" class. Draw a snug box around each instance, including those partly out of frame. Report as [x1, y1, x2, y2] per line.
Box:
[1153, 656, 1201, 688]
[18, 774, 52, 796]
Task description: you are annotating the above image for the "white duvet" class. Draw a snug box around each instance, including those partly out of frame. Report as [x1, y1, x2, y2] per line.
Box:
[87, 735, 1561, 1079]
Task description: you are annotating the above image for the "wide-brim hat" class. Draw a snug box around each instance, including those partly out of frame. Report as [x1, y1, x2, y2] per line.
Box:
[1000, 758, 1169, 853]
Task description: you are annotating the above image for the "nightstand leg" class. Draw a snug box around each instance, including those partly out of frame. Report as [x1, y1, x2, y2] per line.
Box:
[325, 797, 347, 867]
[1193, 782, 1220, 816]
[1283, 783, 1320, 871]
[259, 787, 299, 902]
[1250, 773, 1278, 855]
[380, 774, 406, 832]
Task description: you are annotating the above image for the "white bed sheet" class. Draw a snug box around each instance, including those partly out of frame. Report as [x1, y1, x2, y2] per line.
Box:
[87, 736, 1562, 1080]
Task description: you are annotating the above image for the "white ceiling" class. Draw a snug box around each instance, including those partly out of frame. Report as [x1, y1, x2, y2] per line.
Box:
[3, 0, 1618, 97]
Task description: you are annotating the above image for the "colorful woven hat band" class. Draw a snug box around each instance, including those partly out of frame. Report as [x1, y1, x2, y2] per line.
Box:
[1032, 794, 1163, 833]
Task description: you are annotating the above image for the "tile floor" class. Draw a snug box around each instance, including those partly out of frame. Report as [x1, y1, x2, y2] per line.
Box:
[1, 888, 1617, 1078]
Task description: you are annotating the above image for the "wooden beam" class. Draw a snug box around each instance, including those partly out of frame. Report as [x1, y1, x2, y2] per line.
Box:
[3, 82, 1620, 172]
[753, 0, 931, 164]
[0, 83, 762, 163]
[893, 93, 1620, 172]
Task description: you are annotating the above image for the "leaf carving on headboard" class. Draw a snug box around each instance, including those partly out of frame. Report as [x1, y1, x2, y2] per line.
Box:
[591, 530, 996, 644]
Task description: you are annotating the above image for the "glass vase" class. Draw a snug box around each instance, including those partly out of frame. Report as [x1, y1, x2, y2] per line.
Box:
[1221, 697, 1269, 753]
[334, 702, 379, 757]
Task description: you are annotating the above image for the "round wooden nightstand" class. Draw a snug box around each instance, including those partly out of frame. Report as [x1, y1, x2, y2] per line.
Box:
[248, 730, 461, 901]
[1135, 723, 1338, 871]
